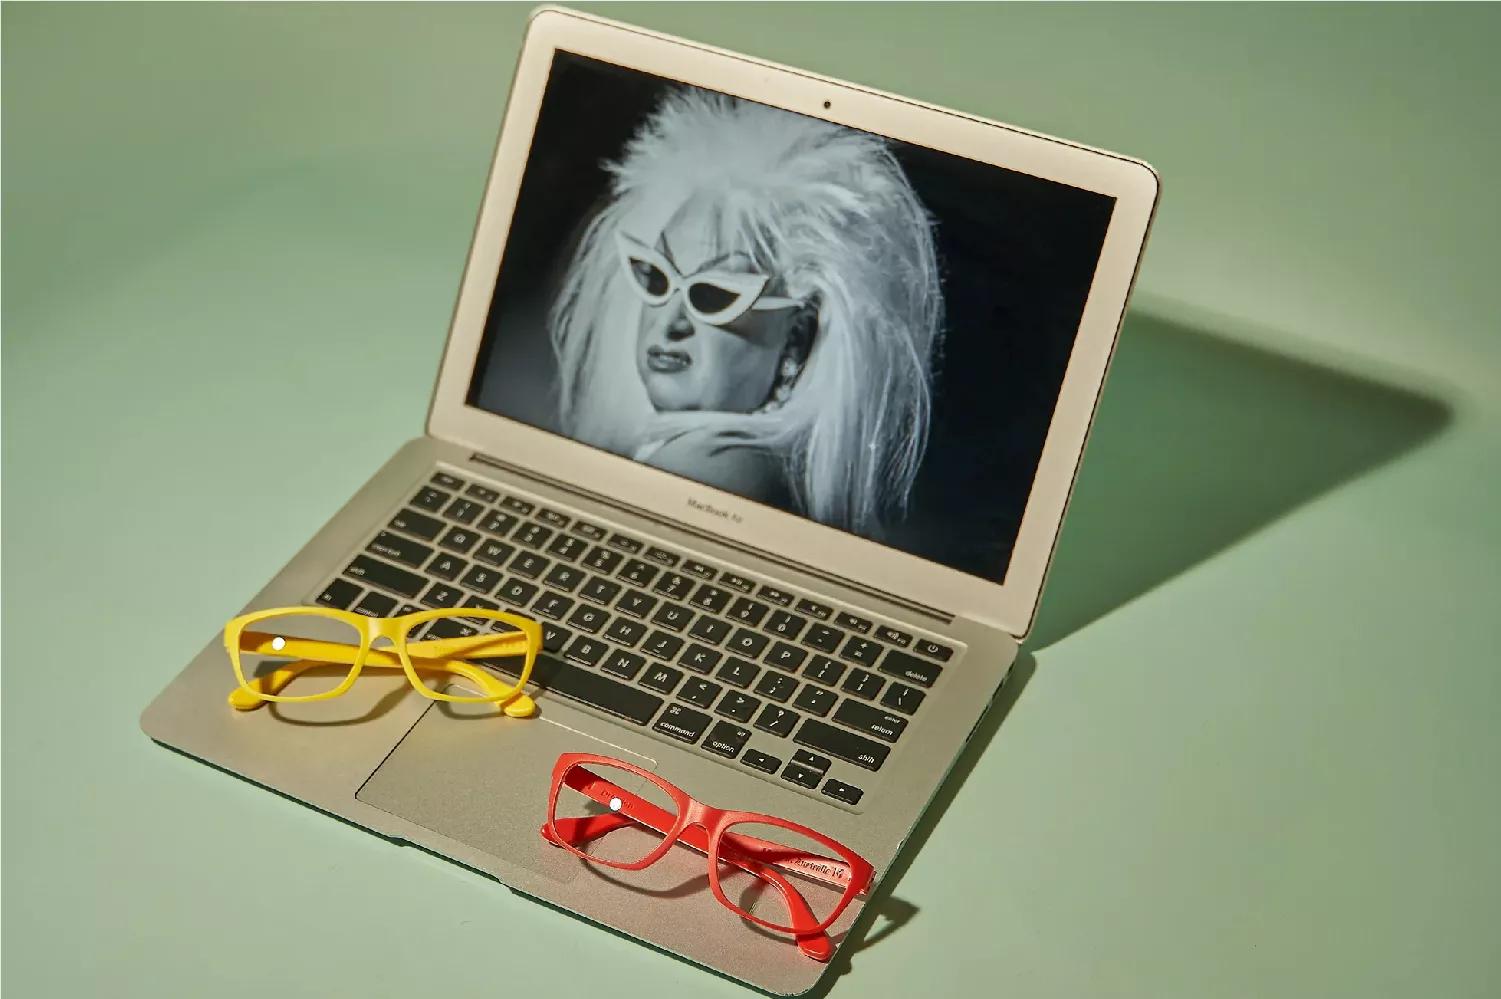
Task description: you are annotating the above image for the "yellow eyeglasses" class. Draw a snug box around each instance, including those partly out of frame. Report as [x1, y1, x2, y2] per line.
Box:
[224, 606, 541, 718]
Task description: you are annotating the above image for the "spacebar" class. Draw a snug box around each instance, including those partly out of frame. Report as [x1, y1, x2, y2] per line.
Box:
[487, 653, 663, 726]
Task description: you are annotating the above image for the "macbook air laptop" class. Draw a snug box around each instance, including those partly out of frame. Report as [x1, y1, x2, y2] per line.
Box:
[141, 7, 1157, 995]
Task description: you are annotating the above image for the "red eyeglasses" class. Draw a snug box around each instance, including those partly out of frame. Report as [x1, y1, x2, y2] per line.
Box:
[539, 752, 874, 962]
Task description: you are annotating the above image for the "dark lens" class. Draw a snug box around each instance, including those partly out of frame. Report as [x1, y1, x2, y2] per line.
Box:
[630, 259, 670, 297]
[687, 281, 742, 315]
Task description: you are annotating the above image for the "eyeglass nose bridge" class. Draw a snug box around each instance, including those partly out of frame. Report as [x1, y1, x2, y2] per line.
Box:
[365, 617, 408, 643]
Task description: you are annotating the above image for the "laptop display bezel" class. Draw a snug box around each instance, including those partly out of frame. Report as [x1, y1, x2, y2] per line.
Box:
[426, 7, 1158, 639]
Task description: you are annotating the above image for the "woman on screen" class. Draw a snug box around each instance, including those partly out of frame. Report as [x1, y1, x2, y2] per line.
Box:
[549, 87, 943, 539]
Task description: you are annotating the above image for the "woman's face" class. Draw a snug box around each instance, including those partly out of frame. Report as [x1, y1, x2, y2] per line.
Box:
[631, 202, 800, 414]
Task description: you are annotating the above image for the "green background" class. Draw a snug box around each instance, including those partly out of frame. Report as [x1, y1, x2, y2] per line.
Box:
[4, 4, 1498, 996]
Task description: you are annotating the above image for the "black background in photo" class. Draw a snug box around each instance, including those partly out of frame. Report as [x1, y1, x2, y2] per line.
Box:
[469, 51, 1114, 585]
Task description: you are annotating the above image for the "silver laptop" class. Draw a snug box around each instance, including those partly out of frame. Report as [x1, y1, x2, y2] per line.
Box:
[141, 7, 1157, 994]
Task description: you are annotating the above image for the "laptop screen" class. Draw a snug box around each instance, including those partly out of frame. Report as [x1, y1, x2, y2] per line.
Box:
[467, 51, 1115, 585]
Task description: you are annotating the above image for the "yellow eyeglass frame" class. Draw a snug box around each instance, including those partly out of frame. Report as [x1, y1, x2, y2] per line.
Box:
[224, 606, 541, 718]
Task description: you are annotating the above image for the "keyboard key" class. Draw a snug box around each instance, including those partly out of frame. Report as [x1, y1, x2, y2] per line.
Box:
[583, 547, 623, 574]
[571, 520, 606, 541]
[792, 749, 831, 773]
[822, 779, 864, 806]
[704, 721, 751, 759]
[644, 546, 679, 567]
[651, 602, 694, 632]
[352, 590, 398, 617]
[459, 565, 502, 595]
[688, 584, 731, 614]
[804, 655, 846, 686]
[757, 585, 793, 607]
[728, 598, 769, 627]
[597, 651, 645, 681]
[834, 611, 872, 634]
[679, 644, 722, 675]
[719, 572, 754, 593]
[607, 533, 642, 553]
[479, 510, 518, 536]
[437, 527, 480, 555]
[543, 564, 585, 592]
[315, 579, 362, 609]
[531, 592, 574, 621]
[914, 639, 955, 662]
[566, 604, 609, 634]
[344, 555, 425, 598]
[878, 648, 943, 688]
[546, 534, 589, 561]
[563, 635, 609, 668]
[496, 578, 539, 607]
[495, 653, 660, 725]
[514, 523, 553, 549]
[754, 672, 798, 703]
[742, 749, 781, 774]
[620, 559, 658, 587]
[717, 691, 760, 723]
[680, 677, 721, 709]
[388, 509, 443, 542]
[500, 496, 534, 515]
[875, 626, 913, 648]
[420, 582, 463, 608]
[652, 572, 694, 600]
[443, 498, 484, 525]
[464, 483, 500, 503]
[682, 560, 716, 580]
[603, 617, 647, 647]
[654, 704, 711, 744]
[805, 624, 843, 653]
[396, 604, 422, 616]
[764, 610, 806, 641]
[842, 668, 885, 700]
[833, 699, 908, 742]
[431, 471, 464, 490]
[727, 629, 769, 658]
[881, 682, 926, 715]
[795, 598, 832, 621]
[754, 704, 799, 737]
[474, 539, 516, 568]
[791, 685, 837, 717]
[459, 595, 499, 619]
[580, 577, 621, 606]
[781, 762, 821, 789]
[840, 636, 882, 666]
[425, 617, 478, 639]
[411, 486, 450, 512]
[643, 631, 684, 661]
[427, 553, 467, 581]
[508, 551, 550, 579]
[537, 508, 569, 529]
[541, 622, 570, 653]
[640, 663, 684, 694]
[716, 657, 760, 689]
[764, 642, 808, 673]
[794, 719, 890, 772]
[616, 589, 657, 618]
[688, 616, 731, 645]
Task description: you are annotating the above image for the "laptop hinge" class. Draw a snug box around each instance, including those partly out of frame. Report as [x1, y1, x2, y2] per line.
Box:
[468, 451, 955, 625]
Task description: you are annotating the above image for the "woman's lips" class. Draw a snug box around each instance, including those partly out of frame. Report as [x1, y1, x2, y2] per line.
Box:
[645, 346, 692, 373]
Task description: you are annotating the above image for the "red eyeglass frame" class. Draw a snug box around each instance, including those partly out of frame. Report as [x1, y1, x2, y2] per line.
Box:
[539, 752, 874, 962]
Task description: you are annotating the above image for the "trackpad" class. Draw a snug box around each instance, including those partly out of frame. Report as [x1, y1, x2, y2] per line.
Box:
[356, 700, 657, 883]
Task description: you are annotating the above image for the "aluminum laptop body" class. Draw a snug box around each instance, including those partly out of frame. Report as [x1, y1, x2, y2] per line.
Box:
[141, 8, 1158, 995]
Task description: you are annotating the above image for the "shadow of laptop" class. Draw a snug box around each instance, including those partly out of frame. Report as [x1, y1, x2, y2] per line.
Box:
[807, 307, 1451, 985]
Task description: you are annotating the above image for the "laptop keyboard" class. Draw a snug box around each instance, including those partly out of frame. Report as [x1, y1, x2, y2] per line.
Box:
[316, 469, 959, 810]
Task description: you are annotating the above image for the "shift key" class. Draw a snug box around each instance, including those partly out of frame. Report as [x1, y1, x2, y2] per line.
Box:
[794, 718, 889, 772]
[344, 554, 425, 599]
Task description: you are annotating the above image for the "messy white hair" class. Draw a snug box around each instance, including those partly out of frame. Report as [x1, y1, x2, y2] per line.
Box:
[550, 87, 942, 538]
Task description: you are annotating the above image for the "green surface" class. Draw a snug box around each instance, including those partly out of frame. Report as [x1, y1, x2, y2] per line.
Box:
[4, 4, 1499, 996]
